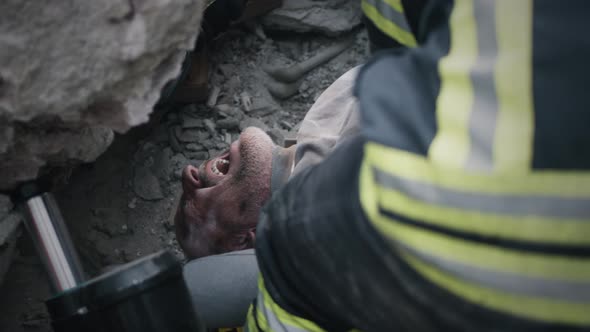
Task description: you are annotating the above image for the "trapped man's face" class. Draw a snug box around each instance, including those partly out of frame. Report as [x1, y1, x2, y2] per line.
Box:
[174, 127, 274, 259]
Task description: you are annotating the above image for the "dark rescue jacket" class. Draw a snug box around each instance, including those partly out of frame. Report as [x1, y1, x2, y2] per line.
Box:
[248, 1, 590, 331]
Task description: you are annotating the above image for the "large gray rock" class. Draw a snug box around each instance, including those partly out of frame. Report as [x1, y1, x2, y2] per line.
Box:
[0, 0, 205, 190]
[262, 0, 362, 36]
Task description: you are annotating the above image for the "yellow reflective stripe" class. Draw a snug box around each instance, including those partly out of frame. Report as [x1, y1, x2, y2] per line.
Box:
[382, 0, 403, 12]
[246, 304, 259, 332]
[377, 186, 590, 245]
[367, 142, 590, 196]
[361, 0, 417, 47]
[399, 248, 590, 326]
[428, 0, 476, 169]
[493, 0, 534, 172]
[371, 211, 590, 281]
[360, 158, 381, 226]
[259, 277, 326, 332]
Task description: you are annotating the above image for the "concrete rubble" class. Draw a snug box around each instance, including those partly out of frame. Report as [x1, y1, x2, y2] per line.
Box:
[0, 0, 205, 191]
[0, 0, 205, 307]
[0, 1, 369, 328]
[0, 195, 21, 287]
[262, 0, 362, 36]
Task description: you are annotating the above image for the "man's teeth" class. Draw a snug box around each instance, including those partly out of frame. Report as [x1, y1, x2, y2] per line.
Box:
[211, 159, 229, 176]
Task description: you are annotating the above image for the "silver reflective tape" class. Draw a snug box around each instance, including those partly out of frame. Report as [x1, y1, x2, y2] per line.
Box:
[465, 0, 499, 171]
[401, 244, 590, 302]
[364, 0, 413, 32]
[374, 168, 590, 219]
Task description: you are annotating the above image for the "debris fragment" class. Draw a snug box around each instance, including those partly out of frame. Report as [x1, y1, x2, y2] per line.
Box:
[217, 118, 240, 130]
[263, 37, 354, 83]
[265, 79, 302, 100]
[254, 24, 267, 40]
[206, 86, 221, 107]
[133, 167, 164, 201]
[203, 119, 217, 137]
[168, 125, 182, 153]
[128, 197, 137, 209]
[240, 91, 253, 111]
[181, 116, 204, 129]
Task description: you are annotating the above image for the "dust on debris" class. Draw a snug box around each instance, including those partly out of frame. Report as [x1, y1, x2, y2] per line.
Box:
[0, 24, 368, 331]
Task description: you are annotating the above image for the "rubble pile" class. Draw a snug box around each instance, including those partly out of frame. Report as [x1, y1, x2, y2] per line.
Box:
[0, 0, 204, 288]
[0, 0, 205, 191]
[0, 1, 367, 330]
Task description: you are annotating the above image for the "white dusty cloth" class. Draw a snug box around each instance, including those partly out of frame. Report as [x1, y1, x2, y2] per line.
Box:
[293, 66, 361, 176]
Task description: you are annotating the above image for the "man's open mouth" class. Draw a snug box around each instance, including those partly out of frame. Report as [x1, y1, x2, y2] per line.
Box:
[211, 150, 230, 176]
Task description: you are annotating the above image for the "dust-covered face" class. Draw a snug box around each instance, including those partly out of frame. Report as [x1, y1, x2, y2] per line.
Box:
[175, 127, 274, 259]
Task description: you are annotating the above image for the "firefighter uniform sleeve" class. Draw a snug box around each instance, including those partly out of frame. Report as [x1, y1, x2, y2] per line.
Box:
[362, 0, 429, 50]
[248, 0, 590, 331]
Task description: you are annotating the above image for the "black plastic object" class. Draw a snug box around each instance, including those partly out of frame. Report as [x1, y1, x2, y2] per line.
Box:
[46, 250, 204, 332]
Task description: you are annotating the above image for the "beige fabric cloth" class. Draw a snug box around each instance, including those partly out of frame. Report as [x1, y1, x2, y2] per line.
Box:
[292, 66, 361, 176]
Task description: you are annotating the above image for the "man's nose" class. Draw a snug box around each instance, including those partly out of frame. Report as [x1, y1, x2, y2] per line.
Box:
[182, 165, 202, 192]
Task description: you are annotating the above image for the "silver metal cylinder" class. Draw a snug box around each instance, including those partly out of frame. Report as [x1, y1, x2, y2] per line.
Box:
[22, 193, 85, 293]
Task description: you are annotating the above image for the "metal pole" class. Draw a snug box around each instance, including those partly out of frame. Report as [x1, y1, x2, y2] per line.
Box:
[21, 193, 85, 293]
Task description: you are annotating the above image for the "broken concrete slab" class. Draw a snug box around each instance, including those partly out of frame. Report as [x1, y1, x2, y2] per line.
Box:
[133, 167, 164, 201]
[262, 0, 362, 36]
[0, 0, 206, 190]
[217, 118, 241, 130]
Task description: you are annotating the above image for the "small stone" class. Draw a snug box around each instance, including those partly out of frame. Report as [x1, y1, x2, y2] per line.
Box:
[240, 91, 253, 111]
[168, 125, 182, 153]
[174, 168, 183, 180]
[207, 86, 221, 107]
[216, 118, 240, 130]
[185, 143, 205, 152]
[151, 147, 172, 180]
[133, 167, 164, 201]
[178, 129, 210, 143]
[180, 104, 198, 115]
[267, 128, 286, 146]
[240, 117, 269, 132]
[181, 116, 204, 129]
[225, 133, 232, 144]
[218, 64, 237, 78]
[216, 142, 229, 149]
[201, 140, 218, 150]
[0, 212, 21, 246]
[184, 151, 209, 160]
[203, 119, 217, 137]
[215, 104, 233, 113]
[171, 153, 188, 166]
[128, 197, 137, 209]
[280, 120, 293, 130]
[0, 194, 13, 219]
[249, 97, 278, 117]
[216, 104, 245, 120]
